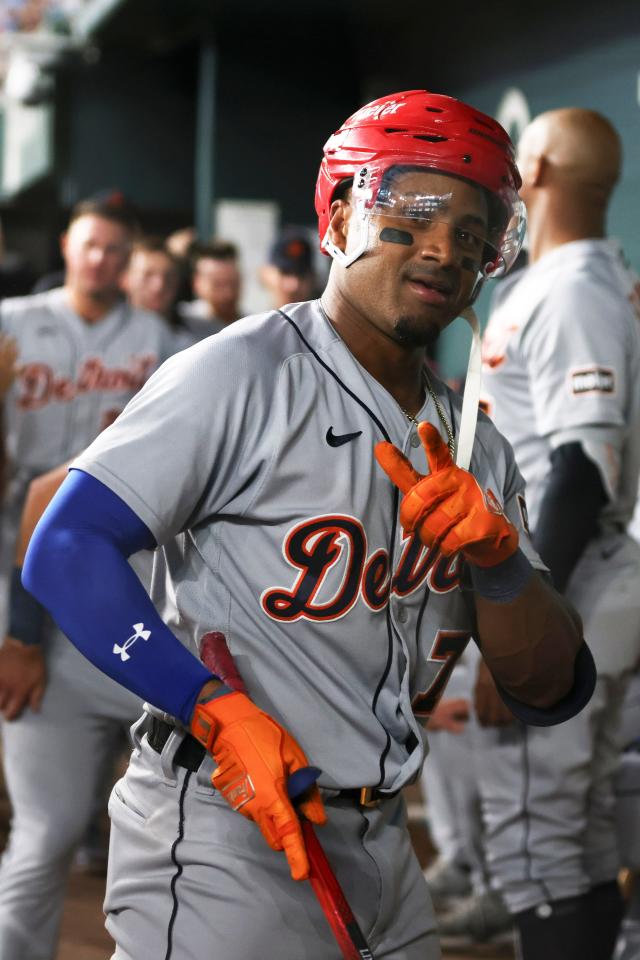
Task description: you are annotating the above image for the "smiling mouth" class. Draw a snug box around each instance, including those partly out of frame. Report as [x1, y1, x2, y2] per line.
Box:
[408, 273, 452, 292]
[406, 276, 454, 304]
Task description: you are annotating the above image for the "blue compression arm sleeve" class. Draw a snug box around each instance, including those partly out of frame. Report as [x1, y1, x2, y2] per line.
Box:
[22, 469, 213, 726]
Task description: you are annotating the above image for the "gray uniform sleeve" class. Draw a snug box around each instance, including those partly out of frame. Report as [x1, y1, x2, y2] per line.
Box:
[73, 334, 275, 544]
[520, 277, 629, 437]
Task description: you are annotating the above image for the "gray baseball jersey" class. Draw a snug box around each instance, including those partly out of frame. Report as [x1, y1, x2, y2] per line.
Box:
[75, 298, 540, 794]
[481, 238, 640, 531]
[474, 238, 640, 916]
[1, 287, 172, 480]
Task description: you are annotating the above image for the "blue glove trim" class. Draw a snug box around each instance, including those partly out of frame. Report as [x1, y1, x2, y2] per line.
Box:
[22, 469, 213, 726]
[8, 565, 47, 646]
[496, 641, 596, 727]
[470, 548, 535, 604]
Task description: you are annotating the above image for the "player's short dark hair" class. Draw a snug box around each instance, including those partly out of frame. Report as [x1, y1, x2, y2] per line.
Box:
[191, 240, 239, 270]
[68, 196, 140, 236]
[132, 235, 180, 267]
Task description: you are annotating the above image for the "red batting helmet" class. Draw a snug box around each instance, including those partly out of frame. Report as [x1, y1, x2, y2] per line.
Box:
[315, 89, 525, 277]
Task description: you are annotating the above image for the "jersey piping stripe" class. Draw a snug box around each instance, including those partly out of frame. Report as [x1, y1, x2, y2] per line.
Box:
[277, 308, 391, 441]
[520, 725, 553, 902]
[278, 308, 397, 789]
[164, 770, 191, 960]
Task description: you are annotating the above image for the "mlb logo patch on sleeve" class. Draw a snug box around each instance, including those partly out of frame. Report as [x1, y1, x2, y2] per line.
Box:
[569, 366, 615, 396]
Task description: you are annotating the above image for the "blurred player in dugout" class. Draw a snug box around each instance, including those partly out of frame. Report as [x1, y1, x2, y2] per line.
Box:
[0, 195, 173, 960]
[260, 225, 321, 310]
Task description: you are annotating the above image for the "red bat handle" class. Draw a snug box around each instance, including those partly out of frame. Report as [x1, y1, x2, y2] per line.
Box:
[302, 820, 375, 959]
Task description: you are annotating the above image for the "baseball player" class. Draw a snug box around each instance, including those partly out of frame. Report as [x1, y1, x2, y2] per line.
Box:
[0, 196, 173, 960]
[123, 235, 182, 323]
[476, 108, 640, 960]
[25, 91, 594, 960]
[176, 240, 243, 343]
[259, 226, 321, 309]
[617, 512, 640, 960]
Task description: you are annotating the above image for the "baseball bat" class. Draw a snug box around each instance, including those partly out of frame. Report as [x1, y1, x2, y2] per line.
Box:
[200, 631, 376, 960]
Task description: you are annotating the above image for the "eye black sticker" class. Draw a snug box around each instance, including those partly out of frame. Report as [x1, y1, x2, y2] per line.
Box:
[379, 227, 414, 246]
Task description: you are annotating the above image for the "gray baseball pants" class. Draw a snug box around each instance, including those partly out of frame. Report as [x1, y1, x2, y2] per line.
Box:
[105, 720, 441, 959]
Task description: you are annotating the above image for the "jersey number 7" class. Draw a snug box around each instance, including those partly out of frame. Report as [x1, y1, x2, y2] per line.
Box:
[412, 630, 471, 718]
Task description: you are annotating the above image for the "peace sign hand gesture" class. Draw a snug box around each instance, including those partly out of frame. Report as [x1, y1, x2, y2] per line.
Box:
[375, 421, 518, 568]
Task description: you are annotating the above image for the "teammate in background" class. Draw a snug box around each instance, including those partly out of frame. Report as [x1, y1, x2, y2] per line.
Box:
[259, 225, 320, 309]
[166, 225, 198, 261]
[176, 239, 242, 341]
[420, 646, 476, 909]
[419, 642, 514, 948]
[474, 108, 640, 960]
[25, 92, 594, 960]
[0, 196, 172, 960]
[612, 668, 640, 960]
[122, 235, 196, 350]
[123, 235, 181, 320]
[616, 510, 640, 960]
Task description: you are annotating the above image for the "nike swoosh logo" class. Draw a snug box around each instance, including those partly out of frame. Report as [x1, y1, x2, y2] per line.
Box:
[326, 426, 363, 447]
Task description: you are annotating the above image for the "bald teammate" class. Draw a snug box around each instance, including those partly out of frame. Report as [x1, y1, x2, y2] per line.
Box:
[477, 109, 640, 960]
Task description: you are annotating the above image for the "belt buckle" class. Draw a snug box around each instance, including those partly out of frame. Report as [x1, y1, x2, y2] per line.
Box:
[359, 786, 380, 808]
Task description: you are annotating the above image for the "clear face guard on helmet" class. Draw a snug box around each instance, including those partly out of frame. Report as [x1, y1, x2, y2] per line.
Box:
[322, 164, 526, 282]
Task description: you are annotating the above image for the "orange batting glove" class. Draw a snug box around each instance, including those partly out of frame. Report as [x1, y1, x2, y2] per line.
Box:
[190, 691, 326, 881]
[375, 421, 518, 567]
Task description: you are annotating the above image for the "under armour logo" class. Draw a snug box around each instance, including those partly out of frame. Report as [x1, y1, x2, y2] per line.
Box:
[113, 622, 151, 662]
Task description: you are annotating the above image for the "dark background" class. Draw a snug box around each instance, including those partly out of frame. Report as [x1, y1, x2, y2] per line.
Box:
[1, 0, 639, 372]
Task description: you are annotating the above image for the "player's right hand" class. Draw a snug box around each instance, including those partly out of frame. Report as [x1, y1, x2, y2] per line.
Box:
[190, 691, 326, 881]
[0, 635, 47, 720]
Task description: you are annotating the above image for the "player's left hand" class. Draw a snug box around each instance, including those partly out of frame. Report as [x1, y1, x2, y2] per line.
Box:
[375, 421, 518, 567]
[191, 691, 326, 881]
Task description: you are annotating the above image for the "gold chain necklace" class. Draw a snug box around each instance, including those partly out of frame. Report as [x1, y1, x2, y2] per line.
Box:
[401, 372, 456, 458]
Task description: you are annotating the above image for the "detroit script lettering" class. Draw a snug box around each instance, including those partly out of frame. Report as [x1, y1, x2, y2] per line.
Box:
[17, 355, 158, 410]
[262, 514, 462, 622]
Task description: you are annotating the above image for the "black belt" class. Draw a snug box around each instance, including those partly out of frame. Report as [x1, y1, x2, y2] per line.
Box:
[145, 715, 397, 806]
[147, 715, 207, 772]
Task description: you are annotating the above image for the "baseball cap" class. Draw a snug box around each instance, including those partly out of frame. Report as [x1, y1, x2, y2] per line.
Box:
[69, 188, 141, 234]
[268, 227, 313, 276]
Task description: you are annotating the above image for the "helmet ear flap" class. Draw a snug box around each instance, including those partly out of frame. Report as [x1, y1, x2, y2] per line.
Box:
[322, 215, 370, 268]
[322, 176, 372, 268]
